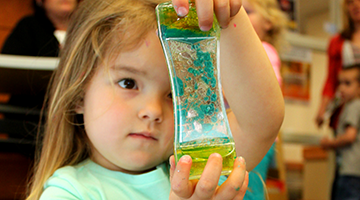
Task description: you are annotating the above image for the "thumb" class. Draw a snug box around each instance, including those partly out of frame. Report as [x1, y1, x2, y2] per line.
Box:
[172, 0, 189, 17]
[169, 155, 176, 182]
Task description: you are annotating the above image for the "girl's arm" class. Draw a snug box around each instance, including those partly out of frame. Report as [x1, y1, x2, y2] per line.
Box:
[220, 8, 285, 171]
[173, 0, 284, 171]
[168, 1, 284, 199]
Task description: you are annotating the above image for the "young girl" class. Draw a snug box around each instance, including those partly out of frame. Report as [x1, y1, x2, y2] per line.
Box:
[27, 0, 284, 199]
[243, 0, 287, 85]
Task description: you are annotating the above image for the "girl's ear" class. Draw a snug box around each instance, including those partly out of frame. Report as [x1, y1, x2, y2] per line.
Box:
[75, 100, 84, 114]
[264, 19, 273, 32]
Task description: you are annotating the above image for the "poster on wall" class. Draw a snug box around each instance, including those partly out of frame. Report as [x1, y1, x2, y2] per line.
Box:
[277, 0, 297, 31]
[280, 46, 312, 103]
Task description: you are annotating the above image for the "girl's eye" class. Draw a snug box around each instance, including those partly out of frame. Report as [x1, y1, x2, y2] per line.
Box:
[168, 92, 173, 99]
[118, 78, 138, 89]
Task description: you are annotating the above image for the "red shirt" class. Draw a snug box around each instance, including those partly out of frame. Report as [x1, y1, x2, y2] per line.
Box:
[322, 34, 345, 98]
[322, 34, 345, 130]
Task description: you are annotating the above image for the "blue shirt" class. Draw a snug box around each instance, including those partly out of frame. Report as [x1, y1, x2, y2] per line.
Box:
[40, 159, 171, 200]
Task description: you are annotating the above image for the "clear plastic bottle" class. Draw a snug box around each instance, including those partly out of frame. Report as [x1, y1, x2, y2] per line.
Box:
[156, 1, 236, 180]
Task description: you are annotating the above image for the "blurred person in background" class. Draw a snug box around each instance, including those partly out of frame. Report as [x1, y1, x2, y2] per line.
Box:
[1, 0, 79, 57]
[316, 0, 360, 132]
[321, 64, 360, 200]
[316, 1, 360, 199]
[0, 0, 79, 109]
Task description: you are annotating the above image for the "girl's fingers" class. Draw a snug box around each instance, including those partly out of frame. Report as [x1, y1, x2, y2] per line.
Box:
[195, 0, 214, 31]
[214, 156, 247, 200]
[229, 0, 242, 18]
[169, 155, 176, 182]
[234, 171, 249, 200]
[193, 153, 223, 199]
[172, 0, 189, 17]
[170, 155, 195, 199]
[214, 0, 231, 28]
[171, 0, 242, 31]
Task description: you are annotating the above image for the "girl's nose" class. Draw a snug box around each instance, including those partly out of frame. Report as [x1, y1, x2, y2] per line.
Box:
[138, 98, 163, 123]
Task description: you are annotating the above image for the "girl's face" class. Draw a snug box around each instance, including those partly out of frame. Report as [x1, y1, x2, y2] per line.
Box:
[346, 0, 360, 23]
[77, 32, 174, 174]
[242, 0, 271, 41]
[40, 0, 78, 17]
[338, 68, 360, 102]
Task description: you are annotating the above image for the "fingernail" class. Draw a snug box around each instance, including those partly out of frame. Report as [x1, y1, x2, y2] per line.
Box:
[155, 29, 158, 36]
[237, 156, 246, 166]
[180, 155, 191, 163]
[169, 157, 173, 168]
[200, 25, 212, 32]
[210, 153, 222, 158]
[177, 7, 187, 17]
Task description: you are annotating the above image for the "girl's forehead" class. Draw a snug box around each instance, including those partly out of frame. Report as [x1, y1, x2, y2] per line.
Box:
[98, 39, 147, 70]
[100, 33, 164, 71]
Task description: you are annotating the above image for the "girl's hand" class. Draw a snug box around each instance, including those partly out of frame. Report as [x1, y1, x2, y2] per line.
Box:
[171, 0, 242, 31]
[169, 154, 248, 200]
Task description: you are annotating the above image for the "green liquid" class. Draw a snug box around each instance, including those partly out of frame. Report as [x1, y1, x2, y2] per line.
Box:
[176, 141, 236, 180]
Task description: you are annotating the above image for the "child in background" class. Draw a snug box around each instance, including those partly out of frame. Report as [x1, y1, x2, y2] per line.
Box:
[27, 0, 285, 199]
[321, 64, 360, 200]
[243, 0, 287, 85]
[241, 0, 287, 199]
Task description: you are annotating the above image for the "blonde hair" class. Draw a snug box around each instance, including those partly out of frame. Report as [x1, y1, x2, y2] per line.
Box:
[341, 0, 356, 39]
[27, 0, 165, 199]
[246, 0, 287, 51]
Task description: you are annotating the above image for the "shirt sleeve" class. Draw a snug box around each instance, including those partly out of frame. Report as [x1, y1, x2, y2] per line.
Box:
[40, 168, 87, 200]
[40, 186, 81, 200]
[343, 101, 360, 129]
[322, 36, 342, 98]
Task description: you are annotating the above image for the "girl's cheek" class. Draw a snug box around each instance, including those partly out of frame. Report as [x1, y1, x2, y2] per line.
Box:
[167, 144, 174, 157]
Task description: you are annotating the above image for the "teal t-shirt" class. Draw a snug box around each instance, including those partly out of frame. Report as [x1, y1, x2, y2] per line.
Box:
[218, 143, 276, 200]
[40, 159, 171, 200]
[244, 143, 275, 200]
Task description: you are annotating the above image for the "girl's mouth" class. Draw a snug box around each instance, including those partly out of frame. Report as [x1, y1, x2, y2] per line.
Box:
[128, 132, 157, 140]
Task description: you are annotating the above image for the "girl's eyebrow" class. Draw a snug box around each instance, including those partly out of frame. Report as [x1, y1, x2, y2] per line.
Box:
[112, 65, 147, 75]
